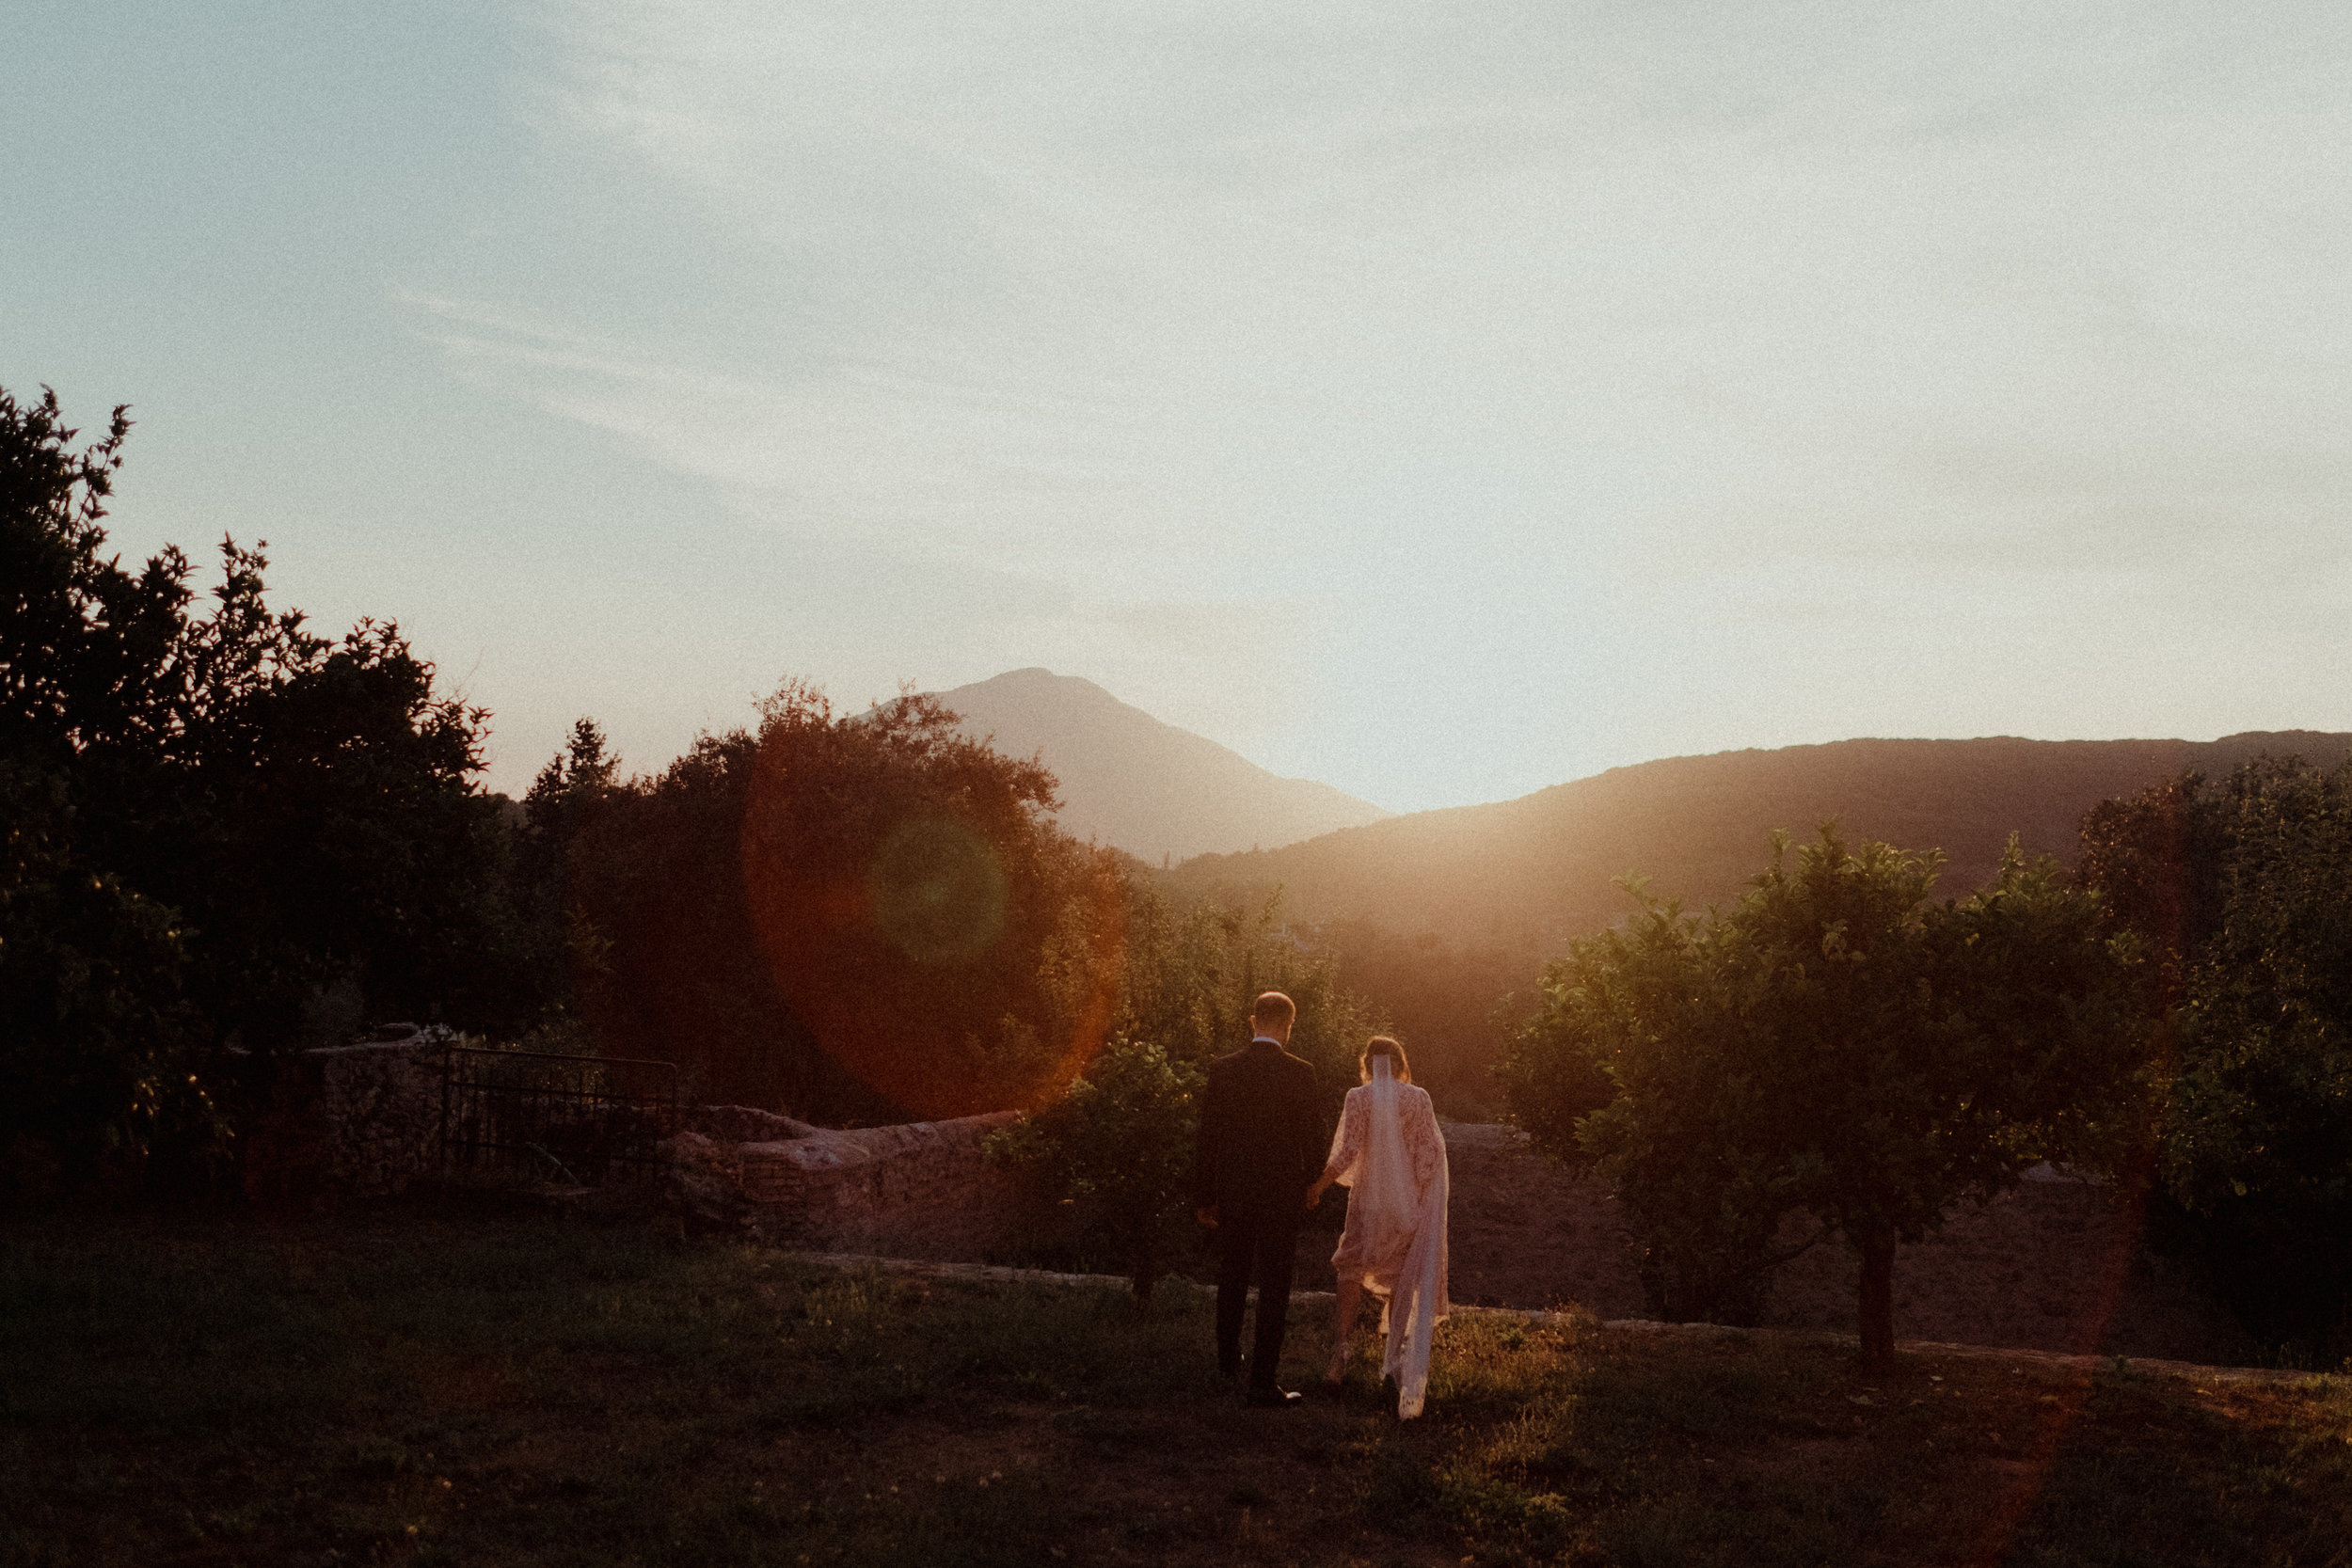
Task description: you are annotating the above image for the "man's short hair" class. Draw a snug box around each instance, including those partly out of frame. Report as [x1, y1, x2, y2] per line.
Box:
[1251, 991, 1296, 1029]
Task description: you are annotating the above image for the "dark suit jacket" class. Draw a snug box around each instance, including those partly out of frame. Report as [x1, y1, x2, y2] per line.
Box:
[1193, 1037, 1324, 1222]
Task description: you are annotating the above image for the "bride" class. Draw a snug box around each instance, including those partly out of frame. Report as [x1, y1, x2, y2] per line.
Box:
[1307, 1036, 1450, 1418]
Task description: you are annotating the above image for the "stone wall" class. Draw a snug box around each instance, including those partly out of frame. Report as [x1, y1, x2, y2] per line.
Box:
[1440, 1122, 2253, 1365]
[311, 1037, 446, 1195]
[284, 1048, 1055, 1261]
[667, 1109, 1059, 1260]
[243, 1034, 447, 1203]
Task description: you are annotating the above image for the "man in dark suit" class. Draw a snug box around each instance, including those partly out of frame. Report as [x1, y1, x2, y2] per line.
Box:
[1194, 990, 1325, 1406]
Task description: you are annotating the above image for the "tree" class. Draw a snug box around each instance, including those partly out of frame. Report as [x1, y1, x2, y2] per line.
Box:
[1, 382, 519, 1190]
[982, 1037, 1204, 1307]
[1114, 884, 1378, 1095]
[983, 886, 1380, 1302]
[532, 674, 1385, 1129]
[556, 681, 1128, 1121]
[0, 760, 208, 1189]
[2077, 772, 2229, 1012]
[2096, 757, 2352, 1354]
[1498, 889, 1795, 1327]
[0, 388, 208, 1186]
[1502, 826, 2151, 1367]
[508, 718, 622, 1034]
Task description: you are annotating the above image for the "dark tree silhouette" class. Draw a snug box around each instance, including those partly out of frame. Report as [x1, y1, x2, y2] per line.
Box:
[2087, 756, 2352, 1354]
[1, 383, 519, 1191]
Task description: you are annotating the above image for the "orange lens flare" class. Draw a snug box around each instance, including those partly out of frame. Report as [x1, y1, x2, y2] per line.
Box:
[740, 755, 1125, 1119]
[868, 817, 1009, 966]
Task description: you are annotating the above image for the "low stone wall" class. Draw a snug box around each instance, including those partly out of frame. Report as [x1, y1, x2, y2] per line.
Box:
[1440, 1122, 2253, 1365]
[286, 1051, 1056, 1261]
[742, 1113, 1045, 1256]
[668, 1110, 1058, 1259]
[689, 1105, 823, 1145]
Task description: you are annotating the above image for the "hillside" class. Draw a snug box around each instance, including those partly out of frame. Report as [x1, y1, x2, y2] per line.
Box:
[930, 668, 1390, 863]
[1164, 731, 2352, 945]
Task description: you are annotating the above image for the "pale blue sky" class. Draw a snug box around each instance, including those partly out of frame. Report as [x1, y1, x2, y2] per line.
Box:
[8, 1, 2351, 812]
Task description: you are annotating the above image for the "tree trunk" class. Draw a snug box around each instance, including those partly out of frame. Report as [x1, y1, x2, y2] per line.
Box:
[1857, 1226, 1897, 1370]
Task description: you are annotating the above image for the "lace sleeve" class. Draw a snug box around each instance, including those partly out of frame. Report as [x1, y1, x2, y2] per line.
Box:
[1404, 1088, 1445, 1196]
[1327, 1088, 1370, 1186]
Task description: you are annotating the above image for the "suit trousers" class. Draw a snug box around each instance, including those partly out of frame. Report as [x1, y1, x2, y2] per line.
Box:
[1215, 1207, 1300, 1387]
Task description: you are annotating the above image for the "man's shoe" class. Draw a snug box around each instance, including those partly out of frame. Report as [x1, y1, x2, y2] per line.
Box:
[1245, 1386, 1304, 1408]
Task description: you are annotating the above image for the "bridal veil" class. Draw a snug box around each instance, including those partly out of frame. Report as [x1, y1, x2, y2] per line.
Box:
[1329, 1053, 1451, 1417]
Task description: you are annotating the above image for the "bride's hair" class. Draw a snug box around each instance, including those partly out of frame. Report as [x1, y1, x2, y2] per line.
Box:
[1359, 1036, 1411, 1084]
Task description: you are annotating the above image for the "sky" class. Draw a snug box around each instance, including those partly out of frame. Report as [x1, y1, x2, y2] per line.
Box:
[7, 1, 2350, 814]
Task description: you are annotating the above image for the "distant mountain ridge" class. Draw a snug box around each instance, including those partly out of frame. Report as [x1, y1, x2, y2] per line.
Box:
[929, 669, 1391, 863]
[1163, 732, 2352, 945]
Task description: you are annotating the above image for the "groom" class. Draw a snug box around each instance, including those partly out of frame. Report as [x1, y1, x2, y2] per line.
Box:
[1194, 990, 1325, 1406]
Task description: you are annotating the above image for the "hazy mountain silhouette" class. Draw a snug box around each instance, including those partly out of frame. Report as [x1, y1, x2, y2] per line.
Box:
[1164, 732, 2352, 946]
[930, 668, 1391, 863]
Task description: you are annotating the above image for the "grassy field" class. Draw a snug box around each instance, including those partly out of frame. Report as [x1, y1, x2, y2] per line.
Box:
[3, 1202, 2348, 1568]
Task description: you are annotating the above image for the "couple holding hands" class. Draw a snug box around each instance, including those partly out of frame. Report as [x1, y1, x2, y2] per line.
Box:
[1193, 991, 1452, 1418]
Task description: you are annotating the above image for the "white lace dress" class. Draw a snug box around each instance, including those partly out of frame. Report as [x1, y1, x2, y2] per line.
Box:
[1325, 1057, 1451, 1416]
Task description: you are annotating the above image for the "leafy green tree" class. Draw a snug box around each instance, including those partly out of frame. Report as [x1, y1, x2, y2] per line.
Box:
[1502, 826, 2150, 1367]
[2104, 756, 2352, 1354]
[1499, 890, 1793, 1326]
[983, 1037, 1204, 1306]
[1114, 884, 1378, 1096]
[530, 675, 1383, 1130]
[0, 387, 206, 1186]
[509, 718, 622, 1029]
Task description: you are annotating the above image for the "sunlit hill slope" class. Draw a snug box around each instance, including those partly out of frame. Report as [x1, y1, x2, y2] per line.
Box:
[1162, 732, 2352, 946]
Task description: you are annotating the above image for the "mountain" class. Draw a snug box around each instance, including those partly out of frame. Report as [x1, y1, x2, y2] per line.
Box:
[929, 669, 1391, 863]
[1162, 732, 2352, 946]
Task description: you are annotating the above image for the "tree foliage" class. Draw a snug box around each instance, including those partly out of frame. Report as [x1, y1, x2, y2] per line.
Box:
[0, 374, 1385, 1212]
[1113, 886, 1377, 1099]
[980, 885, 1378, 1295]
[1, 384, 517, 1192]
[982, 1037, 1204, 1304]
[2078, 772, 2230, 1013]
[1501, 825, 2150, 1365]
[2087, 757, 2352, 1353]
[545, 682, 1128, 1121]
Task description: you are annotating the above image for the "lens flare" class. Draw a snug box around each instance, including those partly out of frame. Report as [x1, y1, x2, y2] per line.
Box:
[739, 734, 1129, 1118]
[868, 817, 1009, 965]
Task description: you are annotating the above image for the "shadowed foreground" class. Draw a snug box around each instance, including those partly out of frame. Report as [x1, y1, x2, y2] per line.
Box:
[4, 1206, 2347, 1567]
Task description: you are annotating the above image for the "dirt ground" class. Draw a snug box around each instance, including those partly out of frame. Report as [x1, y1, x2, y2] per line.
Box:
[1432, 1123, 2258, 1366]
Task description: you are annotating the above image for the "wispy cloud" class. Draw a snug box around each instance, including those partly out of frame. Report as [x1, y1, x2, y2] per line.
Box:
[406, 0, 2352, 806]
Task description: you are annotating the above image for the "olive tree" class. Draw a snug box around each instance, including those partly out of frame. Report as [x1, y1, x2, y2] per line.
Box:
[2099, 756, 2352, 1354]
[1502, 826, 2150, 1368]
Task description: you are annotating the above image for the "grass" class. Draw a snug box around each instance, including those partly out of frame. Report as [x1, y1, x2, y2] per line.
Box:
[4, 1201, 2350, 1567]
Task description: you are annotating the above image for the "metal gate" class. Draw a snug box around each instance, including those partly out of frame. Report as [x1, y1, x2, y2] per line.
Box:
[437, 1046, 680, 1186]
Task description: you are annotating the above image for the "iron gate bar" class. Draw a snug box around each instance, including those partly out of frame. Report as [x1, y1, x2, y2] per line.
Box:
[437, 1044, 681, 1186]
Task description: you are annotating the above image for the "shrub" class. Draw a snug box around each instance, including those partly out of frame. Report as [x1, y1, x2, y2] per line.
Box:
[984, 1037, 1203, 1305]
